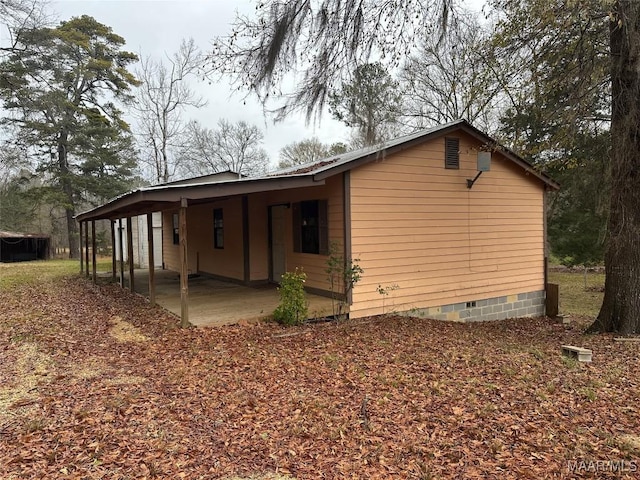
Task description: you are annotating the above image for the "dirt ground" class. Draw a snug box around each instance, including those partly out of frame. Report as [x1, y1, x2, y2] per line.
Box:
[1, 263, 639, 479]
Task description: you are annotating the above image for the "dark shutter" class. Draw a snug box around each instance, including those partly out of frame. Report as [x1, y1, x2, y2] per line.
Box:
[292, 202, 301, 253]
[445, 137, 460, 169]
[172, 213, 180, 245]
[318, 199, 329, 255]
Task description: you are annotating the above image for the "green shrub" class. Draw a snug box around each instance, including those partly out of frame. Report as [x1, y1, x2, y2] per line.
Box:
[273, 268, 308, 326]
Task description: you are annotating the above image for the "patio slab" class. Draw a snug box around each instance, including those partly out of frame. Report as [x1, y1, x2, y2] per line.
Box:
[125, 269, 335, 327]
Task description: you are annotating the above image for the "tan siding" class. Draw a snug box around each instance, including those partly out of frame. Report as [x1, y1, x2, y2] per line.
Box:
[162, 200, 244, 279]
[161, 177, 344, 291]
[349, 132, 545, 318]
[189, 199, 244, 280]
[264, 175, 344, 291]
[249, 193, 269, 281]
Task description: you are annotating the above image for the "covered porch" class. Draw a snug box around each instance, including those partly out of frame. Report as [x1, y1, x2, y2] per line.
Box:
[76, 173, 348, 327]
[129, 269, 335, 327]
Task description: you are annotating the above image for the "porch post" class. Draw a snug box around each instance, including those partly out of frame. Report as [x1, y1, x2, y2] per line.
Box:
[179, 198, 190, 327]
[242, 195, 250, 284]
[91, 220, 97, 283]
[126, 216, 135, 293]
[84, 220, 89, 277]
[118, 218, 125, 287]
[79, 221, 84, 274]
[110, 220, 117, 282]
[146, 213, 156, 306]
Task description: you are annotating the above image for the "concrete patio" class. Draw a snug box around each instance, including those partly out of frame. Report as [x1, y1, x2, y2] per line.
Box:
[120, 269, 335, 327]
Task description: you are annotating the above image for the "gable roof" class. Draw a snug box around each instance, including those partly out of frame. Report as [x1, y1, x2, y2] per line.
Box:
[76, 119, 558, 222]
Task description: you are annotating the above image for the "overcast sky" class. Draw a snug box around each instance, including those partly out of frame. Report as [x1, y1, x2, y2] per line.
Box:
[52, 0, 348, 167]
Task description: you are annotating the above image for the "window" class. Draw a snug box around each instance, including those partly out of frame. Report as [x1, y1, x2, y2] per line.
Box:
[213, 208, 224, 249]
[172, 213, 179, 245]
[292, 200, 328, 255]
[445, 137, 460, 169]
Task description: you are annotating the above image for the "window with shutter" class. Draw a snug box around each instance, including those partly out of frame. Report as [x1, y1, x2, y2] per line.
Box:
[445, 137, 460, 169]
[292, 200, 329, 255]
[213, 208, 224, 249]
[172, 213, 179, 245]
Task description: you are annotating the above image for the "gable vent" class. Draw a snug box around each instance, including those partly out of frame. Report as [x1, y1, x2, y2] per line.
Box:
[445, 137, 460, 169]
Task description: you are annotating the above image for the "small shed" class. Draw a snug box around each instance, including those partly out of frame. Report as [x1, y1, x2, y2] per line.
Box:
[0, 231, 51, 263]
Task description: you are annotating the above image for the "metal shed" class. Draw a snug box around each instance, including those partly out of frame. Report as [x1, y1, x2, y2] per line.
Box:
[0, 231, 50, 263]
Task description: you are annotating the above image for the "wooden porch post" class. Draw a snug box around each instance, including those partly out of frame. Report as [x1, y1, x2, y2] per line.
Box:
[179, 199, 190, 327]
[79, 221, 84, 274]
[91, 220, 97, 283]
[126, 216, 135, 293]
[118, 218, 125, 287]
[84, 221, 89, 277]
[146, 213, 156, 306]
[110, 220, 117, 282]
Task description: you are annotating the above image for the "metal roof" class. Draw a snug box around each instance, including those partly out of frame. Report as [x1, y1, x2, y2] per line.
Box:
[0, 231, 50, 239]
[76, 119, 559, 222]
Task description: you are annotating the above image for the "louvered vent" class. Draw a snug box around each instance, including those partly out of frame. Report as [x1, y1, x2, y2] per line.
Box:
[445, 137, 460, 169]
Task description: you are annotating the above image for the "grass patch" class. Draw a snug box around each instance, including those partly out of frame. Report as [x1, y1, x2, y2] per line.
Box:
[547, 270, 605, 317]
[0, 343, 54, 420]
[108, 316, 149, 343]
[617, 434, 640, 454]
[0, 259, 79, 289]
[0, 258, 116, 291]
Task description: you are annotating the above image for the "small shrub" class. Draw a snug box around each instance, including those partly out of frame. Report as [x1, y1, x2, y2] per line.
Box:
[273, 268, 308, 326]
[325, 242, 363, 320]
[377, 283, 399, 315]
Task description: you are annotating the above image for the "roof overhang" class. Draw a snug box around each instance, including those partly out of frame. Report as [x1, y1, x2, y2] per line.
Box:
[312, 121, 560, 190]
[76, 175, 324, 222]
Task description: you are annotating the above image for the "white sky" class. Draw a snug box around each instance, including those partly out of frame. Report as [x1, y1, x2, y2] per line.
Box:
[52, 0, 348, 167]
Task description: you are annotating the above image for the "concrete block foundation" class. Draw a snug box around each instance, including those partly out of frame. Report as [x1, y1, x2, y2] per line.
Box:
[402, 290, 546, 322]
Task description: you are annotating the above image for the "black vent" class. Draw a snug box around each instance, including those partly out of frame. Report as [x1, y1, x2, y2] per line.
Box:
[445, 137, 460, 169]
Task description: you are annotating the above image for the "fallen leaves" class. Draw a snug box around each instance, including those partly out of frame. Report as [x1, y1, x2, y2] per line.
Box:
[0, 262, 639, 479]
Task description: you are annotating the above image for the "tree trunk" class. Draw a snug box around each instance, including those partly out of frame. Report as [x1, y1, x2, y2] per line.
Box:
[58, 133, 78, 259]
[589, 1, 640, 334]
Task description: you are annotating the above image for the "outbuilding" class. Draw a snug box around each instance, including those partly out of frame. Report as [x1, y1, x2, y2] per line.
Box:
[0, 231, 50, 263]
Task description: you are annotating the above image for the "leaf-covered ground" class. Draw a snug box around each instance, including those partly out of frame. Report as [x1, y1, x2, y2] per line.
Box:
[1, 262, 639, 479]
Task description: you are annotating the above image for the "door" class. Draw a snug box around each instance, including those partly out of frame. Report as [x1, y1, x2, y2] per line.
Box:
[270, 205, 287, 283]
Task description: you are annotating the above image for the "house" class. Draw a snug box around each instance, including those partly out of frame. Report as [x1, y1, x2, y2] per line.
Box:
[76, 120, 559, 325]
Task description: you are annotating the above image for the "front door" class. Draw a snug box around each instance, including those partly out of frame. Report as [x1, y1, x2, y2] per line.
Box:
[270, 205, 287, 283]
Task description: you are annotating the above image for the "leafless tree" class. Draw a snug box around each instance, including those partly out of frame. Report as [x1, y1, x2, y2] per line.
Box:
[0, 0, 49, 52]
[181, 119, 270, 177]
[209, 0, 452, 122]
[399, 13, 505, 133]
[134, 38, 206, 184]
[278, 138, 346, 168]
